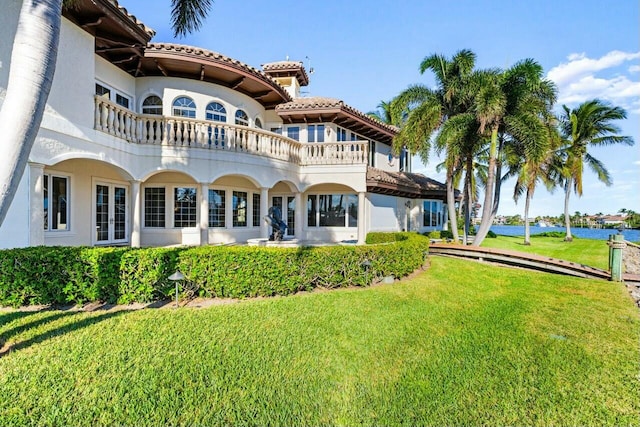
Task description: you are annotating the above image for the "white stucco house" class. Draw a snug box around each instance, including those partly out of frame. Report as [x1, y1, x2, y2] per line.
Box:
[0, 0, 451, 249]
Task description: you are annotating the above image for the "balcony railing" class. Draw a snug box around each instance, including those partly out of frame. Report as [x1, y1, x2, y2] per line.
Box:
[94, 96, 367, 166]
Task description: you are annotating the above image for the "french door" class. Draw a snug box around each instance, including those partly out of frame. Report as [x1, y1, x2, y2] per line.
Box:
[95, 182, 129, 244]
[271, 196, 295, 236]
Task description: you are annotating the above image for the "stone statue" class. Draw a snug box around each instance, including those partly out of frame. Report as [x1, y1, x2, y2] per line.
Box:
[265, 206, 288, 241]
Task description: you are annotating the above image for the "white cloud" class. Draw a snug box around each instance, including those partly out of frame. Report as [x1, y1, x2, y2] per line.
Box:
[547, 51, 640, 112]
[548, 50, 640, 86]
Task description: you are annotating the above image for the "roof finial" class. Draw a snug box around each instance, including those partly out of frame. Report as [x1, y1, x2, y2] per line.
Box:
[286, 54, 289, 61]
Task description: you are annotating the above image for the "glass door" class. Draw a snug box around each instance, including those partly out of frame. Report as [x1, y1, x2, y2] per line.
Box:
[271, 196, 295, 237]
[95, 183, 128, 244]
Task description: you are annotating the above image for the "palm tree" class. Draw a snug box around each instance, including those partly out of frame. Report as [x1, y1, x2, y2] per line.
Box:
[559, 99, 634, 241]
[367, 100, 397, 125]
[472, 59, 557, 246]
[508, 118, 561, 245]
[0, 0, 213, 228]
[391, 49, 478, 243]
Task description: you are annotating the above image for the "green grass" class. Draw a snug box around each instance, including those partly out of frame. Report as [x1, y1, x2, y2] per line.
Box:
[481, 235, 609, 269]
[0, 257, 638, 426]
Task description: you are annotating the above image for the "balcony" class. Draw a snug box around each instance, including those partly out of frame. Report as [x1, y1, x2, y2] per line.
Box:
[94, 96, 368, 166]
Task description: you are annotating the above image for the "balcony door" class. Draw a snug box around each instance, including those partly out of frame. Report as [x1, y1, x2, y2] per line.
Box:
[94, 182, 129, 245]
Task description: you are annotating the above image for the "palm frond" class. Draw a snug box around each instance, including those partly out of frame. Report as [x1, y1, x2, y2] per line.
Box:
[584, 153, 612, 185]
[171, 0, 213, 38]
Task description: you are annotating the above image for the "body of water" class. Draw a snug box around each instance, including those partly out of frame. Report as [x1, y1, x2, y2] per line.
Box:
[489, 225, 640, 242]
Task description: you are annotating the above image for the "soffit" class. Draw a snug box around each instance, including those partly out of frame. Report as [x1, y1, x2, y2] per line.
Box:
[138, 44, 292, 108]
[63, 0, 154, 70]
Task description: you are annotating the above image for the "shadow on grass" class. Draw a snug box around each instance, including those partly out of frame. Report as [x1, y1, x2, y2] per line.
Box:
[0, 311, 75, 345]
[0, 310, 44, 329]
[0, 310, 126, 358]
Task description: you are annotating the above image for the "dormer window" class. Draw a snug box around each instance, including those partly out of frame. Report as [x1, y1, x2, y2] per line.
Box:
[235, 109, 249, 126]
[172, 97, 196, 118]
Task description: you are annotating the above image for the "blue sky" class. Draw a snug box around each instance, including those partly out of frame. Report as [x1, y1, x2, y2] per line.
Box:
[125, 0, 639, 217]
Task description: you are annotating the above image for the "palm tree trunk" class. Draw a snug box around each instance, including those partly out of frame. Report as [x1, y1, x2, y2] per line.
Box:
[0, 0, 62, 227]
[473, 126, 499, 246]
[524, 188, 531, 245]
[463, 156, 473, 244]
[563, 179, 573, 241]
[445, 163, 459, 242]
[491, 134, 504, 217]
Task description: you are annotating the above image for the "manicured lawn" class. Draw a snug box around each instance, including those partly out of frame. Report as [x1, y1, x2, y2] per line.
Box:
[0, 257, 638, 426]
[481, 235, 609, 269]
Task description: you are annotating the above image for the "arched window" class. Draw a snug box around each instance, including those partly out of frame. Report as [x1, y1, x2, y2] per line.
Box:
[172, 96, 196, 118]
[142, 95, 163, 115]
[206, 102, 227, 122]
[235, 109, 249, 126]
[254, 118, 263, 129]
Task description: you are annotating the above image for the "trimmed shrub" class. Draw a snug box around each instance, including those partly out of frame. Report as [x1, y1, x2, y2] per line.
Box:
[0, 233, 429, 307]
[533, 231, 570, 238]
[118, 247, 182, 304]
[440, 230, 454, 240]
[487, 230, 497, 238]
[365, 232, 408, 244]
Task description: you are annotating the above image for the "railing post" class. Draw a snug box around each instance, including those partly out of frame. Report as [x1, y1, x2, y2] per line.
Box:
[608, 234, 614, 270]
[609, 234, 626, 282]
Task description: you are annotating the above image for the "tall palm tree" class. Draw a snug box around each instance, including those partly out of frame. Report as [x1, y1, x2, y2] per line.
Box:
[391, 49, 478, 242]
[0, 0, 213, 228]
[558, 99, 634, 241]
[508, 119, 561, 245]
[472, 59, 557, 246]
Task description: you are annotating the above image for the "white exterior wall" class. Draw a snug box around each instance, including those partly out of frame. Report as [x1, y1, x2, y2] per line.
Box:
[136, 77, 266, 126]
[0, 172, 29, 249]
[43, 17, 96, 131]
[368, 194, 401, 232]
[95, 56, 136, 104]
[0, 1, 21, 92]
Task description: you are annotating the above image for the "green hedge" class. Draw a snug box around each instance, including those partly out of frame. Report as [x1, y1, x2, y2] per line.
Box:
[365, 232, 409, 244]
[0, 233, 429, 307]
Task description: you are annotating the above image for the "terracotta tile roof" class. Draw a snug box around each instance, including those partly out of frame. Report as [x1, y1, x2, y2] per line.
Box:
[262, 61, 304, 71]
[145, 43, 292, 102]
[277, 96, 342, 109]
[262, 61, 310, 86]
[105, 0, 156, 37]
[276, 96, 398, 134]
[367, 167, 454, 200]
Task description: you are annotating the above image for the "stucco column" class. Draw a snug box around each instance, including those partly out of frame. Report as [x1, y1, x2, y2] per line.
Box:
[357, 192, 366, 245]
[260, 187, 269, 238]
[130, 180, 141, 247]
[200, 183, 209, 246]
[294, 192, 303, 239]
[28, 162, 45, 246]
